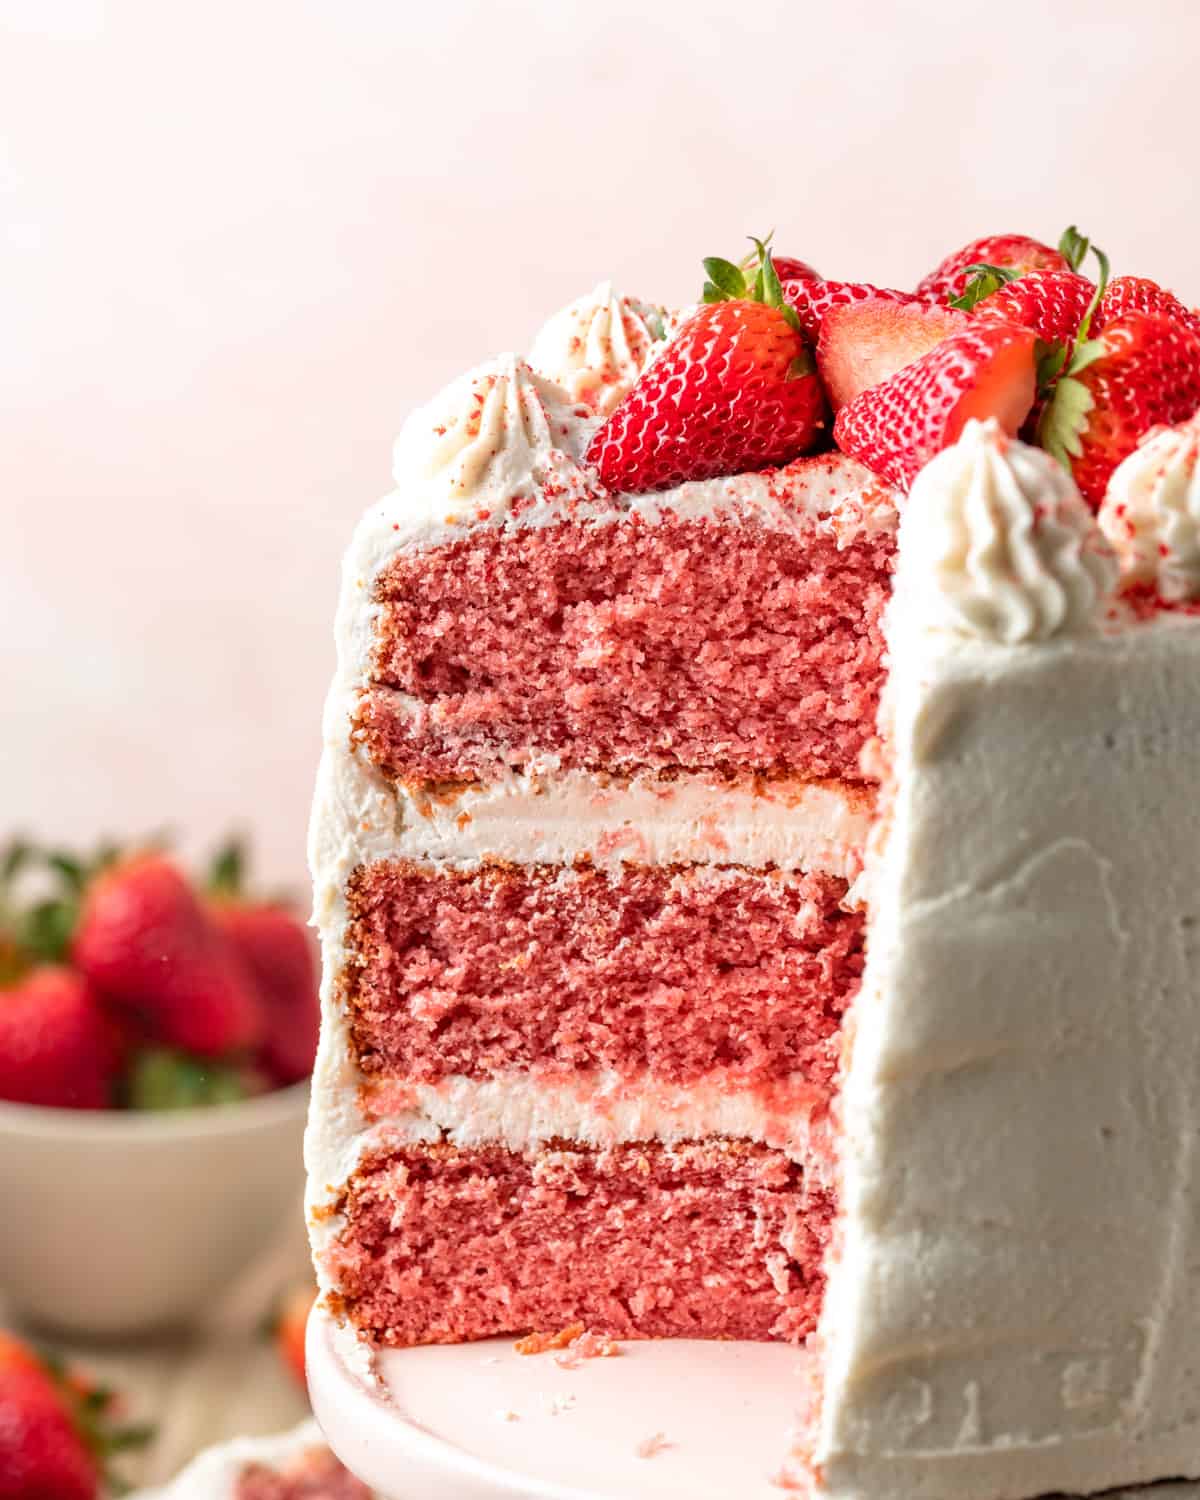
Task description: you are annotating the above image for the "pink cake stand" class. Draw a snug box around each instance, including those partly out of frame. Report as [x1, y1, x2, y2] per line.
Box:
[306, 1303, 805, 1499]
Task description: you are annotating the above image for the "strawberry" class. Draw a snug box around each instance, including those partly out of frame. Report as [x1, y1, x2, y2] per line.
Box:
[781, 277, 912, 345]
[271, 1283, 316, 1389]
[207, 842, 320, 1085]
[834, 322, 1038, 490]
[0, 1331, 150, 1500]
[0, 967, 115, 1110]
[1039, 311, 1200, 507]
[817, 299, 968, 410]
[1094, 275, 1200, 337]
[771, 255, 821, 282]
[916, 232, 1071, 302]
[971, 269, 1098, 349]
[74, 854, 263, 1057]
[586, 242, 826, 492]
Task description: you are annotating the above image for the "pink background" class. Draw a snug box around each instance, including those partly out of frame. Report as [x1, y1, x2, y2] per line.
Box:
[3, 0, 1198, 890]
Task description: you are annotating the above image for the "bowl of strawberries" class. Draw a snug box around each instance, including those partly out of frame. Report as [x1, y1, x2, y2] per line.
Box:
[0, 838, 319, 1339]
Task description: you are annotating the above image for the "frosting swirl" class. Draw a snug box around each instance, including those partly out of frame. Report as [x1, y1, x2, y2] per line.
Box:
[528, 283, 671, 417]
[392, 355, 586, 508]
[896, 419, 1117, 644]
[1098, 415, 1200, 601]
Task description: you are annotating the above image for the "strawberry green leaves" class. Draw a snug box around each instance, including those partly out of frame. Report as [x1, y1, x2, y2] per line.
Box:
[702, 236, 803, 337]
[948, 265, 1023, 311]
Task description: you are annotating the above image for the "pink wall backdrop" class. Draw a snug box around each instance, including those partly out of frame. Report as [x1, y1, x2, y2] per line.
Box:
[3, 0, 1198, 888]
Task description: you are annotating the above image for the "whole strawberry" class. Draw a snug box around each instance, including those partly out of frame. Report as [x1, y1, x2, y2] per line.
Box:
[971, 269, 1098, 349]
[74, 854, 263, 1057]
[834, 322, 1038, 490]
[0, 1332, 149, 1500]
[1094, 275, 1200, 337]
[0, 967, 115, 1110]
[1040, 311, 1200, 506]
[586, 241, 827, 493]
[917, 231, 1071, 302]
[207, 843, 319, 1085]
[771, 255, 821, 282]
[781, 277, 912, 345]
[271, 1282, 317, 1389]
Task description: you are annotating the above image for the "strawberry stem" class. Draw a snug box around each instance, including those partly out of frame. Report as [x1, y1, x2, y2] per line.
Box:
[208, 836, 247, 898]
[1074, 241, 1111, 345]
[1058, 224, 1091, 272]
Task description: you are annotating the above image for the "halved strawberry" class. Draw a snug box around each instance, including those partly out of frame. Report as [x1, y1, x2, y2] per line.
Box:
[1094, 275, 1200, 337]
[586, 242, 827, 493]
[1039, 311, 1200, 506]
[917, 231, 1072, 302]
[817, 299, 968, 410]
[780, 278, 912, 345]
[833, 323, 1038, 490]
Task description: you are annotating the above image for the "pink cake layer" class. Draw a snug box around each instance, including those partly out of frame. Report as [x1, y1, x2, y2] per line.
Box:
[235, 1448, 371, 1500]
[328, 1138, 834, 1346]
[343, 861, 864, 1089]
[358, 514, 893, 784]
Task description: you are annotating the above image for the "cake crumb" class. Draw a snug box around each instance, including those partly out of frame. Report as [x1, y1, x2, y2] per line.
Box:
[514, 1322, 585, 1355]
[495, 1409, 520, 1422]
[635, 1432, 671, 1459]
[547, 1391, 577, 1416]
[480, 1355, 501, 1366]
[554, 1328, 624, 1368]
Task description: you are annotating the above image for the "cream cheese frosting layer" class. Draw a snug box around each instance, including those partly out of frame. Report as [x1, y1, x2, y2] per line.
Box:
[392, 769, 871, 881]
[811, 610, 1200, 1500]
[320, 1069, 835, 1177]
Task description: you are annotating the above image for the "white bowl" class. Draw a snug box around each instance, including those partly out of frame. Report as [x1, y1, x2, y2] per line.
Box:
[0, 1083, 309, 1339]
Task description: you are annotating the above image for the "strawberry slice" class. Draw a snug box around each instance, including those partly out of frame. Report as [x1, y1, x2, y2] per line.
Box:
[1094, 275, 1200, 337]
[817, 299, 968, 410]
[586, 241, 827, 493]
[1039, 311, 1200, 507]
[917, 231, 1072, 302]
[833, 323, 1038, 490]
[780, 277, 912, 345]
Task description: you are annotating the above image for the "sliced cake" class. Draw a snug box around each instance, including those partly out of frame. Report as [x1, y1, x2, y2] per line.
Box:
[307, 234, 1200, 1498]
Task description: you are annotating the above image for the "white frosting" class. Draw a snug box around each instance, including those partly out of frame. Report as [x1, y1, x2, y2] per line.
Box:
[390, 353, 594, 520]
[322, 1069, 834, 1181]
[1100, 416, 1200, 601]
[527, 282, 670, 416]
[391, 769, 871, 881]
[897, 419, 1117, 645]
[811, 611, 1200, 1499]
